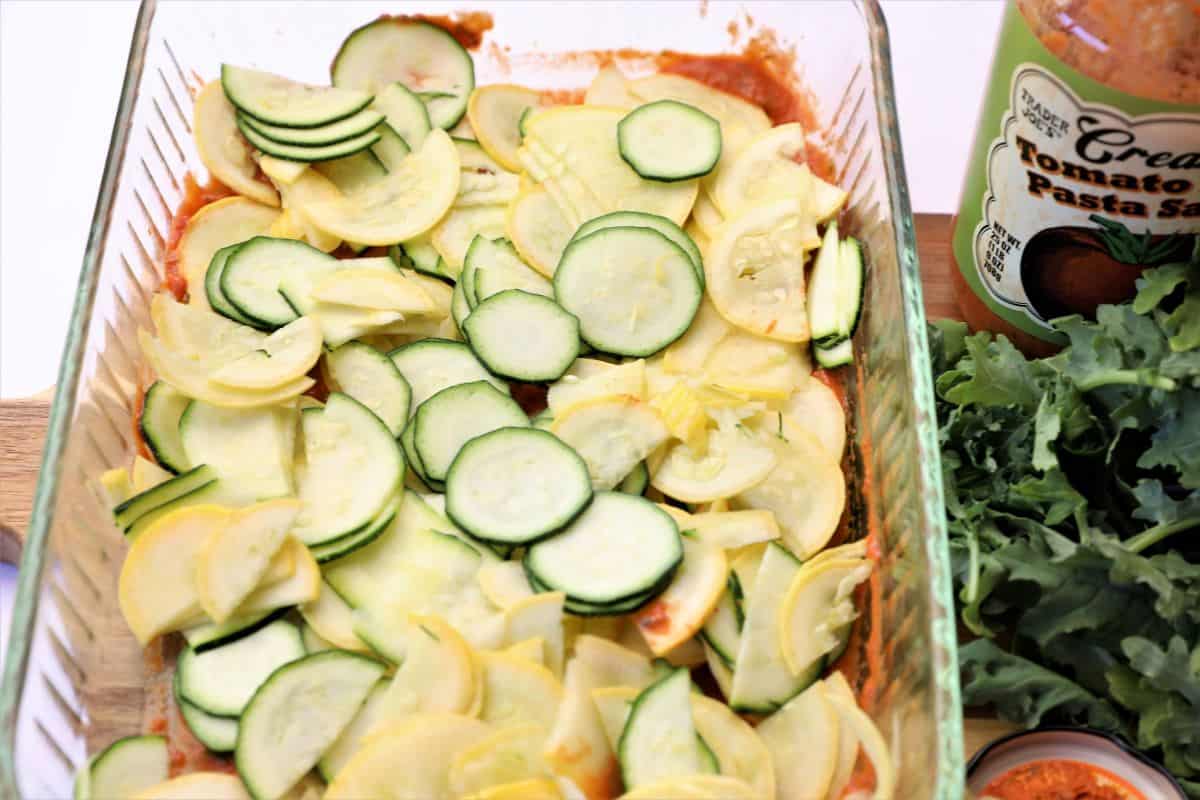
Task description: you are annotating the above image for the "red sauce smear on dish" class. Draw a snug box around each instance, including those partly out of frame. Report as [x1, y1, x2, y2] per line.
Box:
[161, 174, 235, 301]
[634, 599, 674, 635]
[983, 759, 1148, 800]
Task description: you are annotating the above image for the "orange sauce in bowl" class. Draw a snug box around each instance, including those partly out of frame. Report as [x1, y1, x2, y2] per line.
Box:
[982, 759, 1148, 800]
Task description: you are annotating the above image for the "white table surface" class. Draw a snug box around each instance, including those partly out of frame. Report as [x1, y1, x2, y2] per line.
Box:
[0, 0, 1003, 661]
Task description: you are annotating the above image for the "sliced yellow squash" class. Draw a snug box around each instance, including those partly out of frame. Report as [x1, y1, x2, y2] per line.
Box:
[618, 774, 760, 800]
[373, 615, 479, 723]
[706, 197, 814, 342]
[632, 534, 727, 655]
[193, 81, 279, 207]
[177, 197, 279, 310]
[100, 466, 134, 507]
[690, 694, 776, 799]
[822, 672, 860, 800]
[310, 268, 436, 314]
[194, 498, 300, 622]
[448, 723, 550, 797]
[455, 140, 521, 207]
[712, 123, 812, 217]
[552, 396, 668, 490]
[779, 558, 871, 676]
[520, 106, 698, 225]
[662, 298, 731, 375]
[326, 713, 492, 800]
[131, 772, 251, 800]
[504, 592, 566, 677]
[704, 330, 810, 399]
[584, 66, 639, 108]
[543, 659, 623, 800]
[756, 682, 840, 800]
[588, 686, 637, 751]
[209, 316, 323, 390]
[572, 634, 655, 691]
[478, 650, 563, 731]
[650, 427, 777, 504]
[506, 185, 573, 278]
[468, 84, 543, 172]
[258, 154, 308, 185]
[734, 416, 845, 559]
[775, 378, 846, 460]
[822, 680, 896, 800]
[547, 359, 646, 418]
[274, 168, 344, 252]
[503, 637, 547, 666]
[118, 505, 233, 644]
[299, 581, 370, 653]
[307, 129, 461, 246]
[477, 560, 535, 610]
[431, 204, 509, 275]
[131, 455, 172, 493]
[689, 189, 725, 238]
[267, 208, 307, 240]
[688, 509, 781, 550]
[225, 536, 319, 617]
[467, 778, 563, 800]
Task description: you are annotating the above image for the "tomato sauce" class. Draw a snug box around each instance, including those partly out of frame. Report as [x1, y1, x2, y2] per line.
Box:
[634, 599, 673, 635]
[161, 174, 234, 301]
[983, 758, 1148, 800]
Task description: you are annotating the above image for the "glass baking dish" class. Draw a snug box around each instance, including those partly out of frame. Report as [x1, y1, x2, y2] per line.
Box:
[0, 1, 962, 797]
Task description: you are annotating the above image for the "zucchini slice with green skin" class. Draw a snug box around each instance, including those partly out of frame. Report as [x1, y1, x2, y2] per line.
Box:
[181, 608, 287, 653]
[293, 393, 404, 546]
[138, 381, 190, 474]
[698, 573, 744, 668]
[331, 19, 475, 129]
[389, 338, 507, 410]
[391, 235, 448, 280]
[179, 401, 296, 505]
[308, 492, 402, 564]
[400, 421, 441, 492]
[237, 116, 381, 162]
[222, 64, 372, 127]
[814, 338, 854, 369]
[450, 279, 472, 335]
[554, 227, 701, 357]
[370, 121, 411, 171]
[807, 223, 864, 348]
[525, 492, 681, 605]
[461, 236, 539, 308]
[314, 150, 388, 196]
[617, 100, 722, 182]
[220, 236, 335, 328]
[111, 464, 217, 530]
[462, 291, 580, 383]
[176, 619, 305, 717]
[174, 670, 238, 753]
[239, 107, 383, 146]
[204, 244, 266, 329]
[413, 380, 529, 482]
[236, 650, 385, 800]
[372, 82, 432, 149]
[84, 735, 168, 800]
[618, 668, 706, 789]
[617, 461, 650, 496]
[325, 341, 412, 436]
[445, 427, 592, 545]
[572, 210, 704, 290]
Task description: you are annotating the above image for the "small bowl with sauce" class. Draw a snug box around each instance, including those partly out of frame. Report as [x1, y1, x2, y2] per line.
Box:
[967, 727, 1186, 800]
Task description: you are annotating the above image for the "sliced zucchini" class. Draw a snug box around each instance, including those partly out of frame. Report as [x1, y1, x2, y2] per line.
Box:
[219, 235, 333, 328]
[293, 392, 403, 546]
[222, 64, 372, 128]
[572, 210, 704, 289]
[372, 82, 432, 149]
[236, 650, 385, 800]
[467, 84, 542, 172]
[467, 238, 553, 305]
[370, 121, 411, 171]
[331, 18, 475, 129]
[389, 337, 507, 411]
[392, 234, 446, 280]
[176, 619, 305, 717]
[207, 317, 323, 391]
[305, 129, 461, 246]
[506, 185, 573, 278]
[86, 735, 168, 800]
[618, 101, 721, 182]
[618, 668, 704, 789]
[552, 397, 668, 491]
[525, 492, 681, 605]
[617, 461, 650, 496]
[318, 678, 391, 781]
[178, 400, 296, 505]
[325, 341, 412, 436]
[413, 381, 529, 482]
[699, 573, 744, 668]
[808, 224, 865, 348]
[451, 279, 472, 334]
[554, 227, 701, 356]
[139, 381, 189, 474]
[193, 80, 279, 207]
[175, 671, 238, 753]
[205, 244, 264, 328]
[112, 463, 217, 530]
[755, 683, 840, 800]
[240, 107, 383, 146]
[445, 427, 591, 544]
[314, 150, 388, 195]
[308, 492, 400, 564]
[177, 197, 280, 312]
[814, 325, 855, 371]
[463, 291, 579, 382]
[729, 542, 822, 713]
[238, 116, 381, 162]
[182, 609, 282, 653]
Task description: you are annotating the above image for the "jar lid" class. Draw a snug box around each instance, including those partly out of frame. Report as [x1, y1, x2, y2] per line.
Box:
[966, 727, 1186, 800]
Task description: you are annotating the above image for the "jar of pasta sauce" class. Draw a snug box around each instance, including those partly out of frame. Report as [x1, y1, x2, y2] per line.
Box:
[951, 0, 1200, 355]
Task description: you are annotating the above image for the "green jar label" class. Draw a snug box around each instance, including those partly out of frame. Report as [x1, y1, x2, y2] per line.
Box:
[953, 4, 1200, 341]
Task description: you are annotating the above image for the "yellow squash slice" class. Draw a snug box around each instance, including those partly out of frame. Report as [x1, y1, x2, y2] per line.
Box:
[618, 774, 760, 800]
[325, 713, 492, 800]
[477, 560, 535, 610]
[506, 185, 573, 278]
[822, 680, 896, 800]
[448, 723, 550, 797]
[543, 659, 623, 800]
[258, 154, 308, 185]
[299, 580, 370, 653]
[119, 505, 233, 644]
[503, 637, 547, 666]
[374, 615, 479, 722]
[690, 694, 776, 799]
[307, 129, 461, 246]
[467, 84, 543, 172]
[131, 455, 172, 493]
[193, 81, 279, 207]
[505, 592, 566, 677]
[547, 359, 646, 418]
[431, 204, 509, 275]
[224, 536, 320, 618]
[779, 558, 871, 676]
[478, 650, 563, 731]
[712, 123, 812, 217]
[822, 672, 861, 800]
[455, 139, 521, 207]
[466, 778, 562, 800]
[633, 535, 728, 656]
[650, 427, 777, 504]
[572, 635, 655, 691]
[194, 498, 300, 622]
[552, 396, 668, 490]
[775, 377, 846, 460]
[705, 197, 815, 342]
[687, 509, 781, 550]
[132, 773, 251, 800]
[310, 268, 437, 314]
[756, 682, 840, 800]
[209, 316, 323, 390]
[734, 416, 846, 559]
[176, 197, 279, 310]
[585, 66, 639, 108]
[141, 331, 313, 407]
[274, 167, 344, 252]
